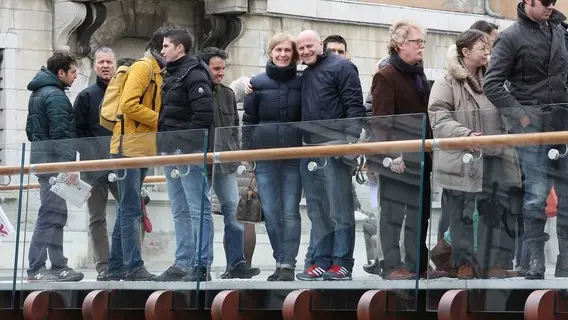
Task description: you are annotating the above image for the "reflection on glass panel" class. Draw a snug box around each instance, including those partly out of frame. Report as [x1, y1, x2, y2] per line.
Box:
[202, 115, 427, 312]
[0, 144, 25, 310]
[427, 105, 568, 313]
[17, 130, 207, 311]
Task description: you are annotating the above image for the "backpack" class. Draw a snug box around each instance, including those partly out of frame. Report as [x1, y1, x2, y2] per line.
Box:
[99, 58, 155, 132]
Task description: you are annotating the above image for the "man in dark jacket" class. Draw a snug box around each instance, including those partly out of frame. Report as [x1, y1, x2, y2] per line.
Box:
[73, 47, 118, 281]
[197, 47, 260, 279]
[295, 30, 366, 281]
[25, 50, 83, 282]
[154, 27, 215, 282]
[484, 0, 568, 280]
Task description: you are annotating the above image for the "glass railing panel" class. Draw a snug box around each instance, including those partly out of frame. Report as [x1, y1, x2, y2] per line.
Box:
[427, 104, 568, 313]
[18, 129, 208, 312]
[0, 143, 26, 310]
[203, 114, 428, 312]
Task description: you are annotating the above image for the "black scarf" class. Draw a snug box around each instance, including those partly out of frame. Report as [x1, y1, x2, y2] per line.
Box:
[266, 60, 297, 82]
[389, 53, 430, 106]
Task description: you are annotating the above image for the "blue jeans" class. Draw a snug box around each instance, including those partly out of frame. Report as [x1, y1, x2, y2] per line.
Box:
[255, 160, 302, 269]
[210, 172, 245, 268]
[300, 157, 355, 271]
[28, 176, 69, 273]
[108, 157, 147, 276]
[165, 163, 212, 270]
[517, 144, 552, 243]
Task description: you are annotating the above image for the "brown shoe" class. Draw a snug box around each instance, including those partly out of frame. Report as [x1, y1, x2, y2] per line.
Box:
[430, 240, 452, 272]
[486, 267, 513, 279]
[383, 268, 416, 280]
[422, 269, 448, 279]
[457, 264, 475, 280]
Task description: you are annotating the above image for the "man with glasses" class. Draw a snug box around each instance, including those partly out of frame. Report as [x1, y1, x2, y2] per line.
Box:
[484, 0, 568, 280]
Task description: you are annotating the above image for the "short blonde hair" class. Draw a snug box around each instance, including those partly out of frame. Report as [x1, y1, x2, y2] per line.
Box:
[388, 21, 426, 55]
[266, 32, 299, 65]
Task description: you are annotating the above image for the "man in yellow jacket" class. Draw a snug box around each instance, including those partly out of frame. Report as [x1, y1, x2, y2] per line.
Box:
[106, 27, 168, 281]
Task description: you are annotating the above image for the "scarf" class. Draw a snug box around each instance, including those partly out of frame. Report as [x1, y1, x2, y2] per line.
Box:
[389, 53, 430, 106]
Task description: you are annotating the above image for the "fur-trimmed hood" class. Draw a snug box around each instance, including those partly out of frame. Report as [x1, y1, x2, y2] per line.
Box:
[445, 45, 472, 81]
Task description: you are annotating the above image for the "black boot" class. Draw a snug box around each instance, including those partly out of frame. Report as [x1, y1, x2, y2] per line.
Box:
[555, 239, 568, 277]
[525, 241, 545, 280]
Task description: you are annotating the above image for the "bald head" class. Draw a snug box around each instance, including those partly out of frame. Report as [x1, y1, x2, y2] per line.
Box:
[297, 30, 321, 42]
[296, 29, 323, 65]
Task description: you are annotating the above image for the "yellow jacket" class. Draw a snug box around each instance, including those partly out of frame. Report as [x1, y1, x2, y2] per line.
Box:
[110, 54, 163, 158]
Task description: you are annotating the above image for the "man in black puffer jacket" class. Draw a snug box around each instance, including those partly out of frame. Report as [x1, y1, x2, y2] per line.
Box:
[73, 47, 119, 281]
[154, 27, 215, 282]
[25, 50, 83, 282]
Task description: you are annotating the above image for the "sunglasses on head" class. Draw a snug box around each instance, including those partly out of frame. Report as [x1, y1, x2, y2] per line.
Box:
[540, 0, 557, 7]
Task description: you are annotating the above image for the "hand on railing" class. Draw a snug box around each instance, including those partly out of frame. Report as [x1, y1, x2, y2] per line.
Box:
[307, 158, 328, 172]
[548, 144, 568, 160]
[383, 154, 405, 174]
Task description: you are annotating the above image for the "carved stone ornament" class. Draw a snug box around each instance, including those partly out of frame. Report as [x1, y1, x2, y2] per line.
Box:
[51, 0, 113, 56]
[200, 14, 244, 50]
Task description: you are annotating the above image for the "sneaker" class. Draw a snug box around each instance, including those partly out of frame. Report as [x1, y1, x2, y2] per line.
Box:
[27, 267, 59, 282]
[296, 265, 326, 281]
[124, 267, 156, 281]
[97, 270, 115, 281]
[102, 270, 125, 281]
[50, 267, 84, 282]
[153, 265, 187, 282]
[323, 265, 352, 281]
[267, 268, 281, 281]
[363, 260, 382, 276]
[182, 266, 211, 282]
[223, 263, 260, 279]
[276, 268, 295, 281]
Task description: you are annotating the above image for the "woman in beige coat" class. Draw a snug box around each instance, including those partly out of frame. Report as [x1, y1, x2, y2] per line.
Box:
[428, 29, 522, 279]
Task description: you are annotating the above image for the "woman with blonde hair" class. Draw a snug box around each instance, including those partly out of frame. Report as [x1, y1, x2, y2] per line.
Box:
[242, 32, 302, 281]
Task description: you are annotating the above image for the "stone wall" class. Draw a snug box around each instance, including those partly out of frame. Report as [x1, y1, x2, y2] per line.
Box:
[224, 14, 458, 98]
[0, 0, 55, 164]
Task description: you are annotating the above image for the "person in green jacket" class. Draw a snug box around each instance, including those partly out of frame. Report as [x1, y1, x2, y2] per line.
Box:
[25, 50, 83, 282]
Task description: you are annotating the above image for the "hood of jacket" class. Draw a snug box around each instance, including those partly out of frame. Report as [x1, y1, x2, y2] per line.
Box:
[518, 2, 566, 28]
[445, 45, 486, 81]
[27, 67, 65, 92]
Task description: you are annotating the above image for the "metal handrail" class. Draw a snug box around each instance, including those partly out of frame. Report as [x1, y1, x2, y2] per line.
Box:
[0, 175, 168, 191]
[0, 130, 566, 177]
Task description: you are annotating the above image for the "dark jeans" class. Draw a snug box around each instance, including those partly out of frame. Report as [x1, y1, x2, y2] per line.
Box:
[379, 174, 430, 275]
[108, 155, 148, 276]
[301, 157, 355, 271]
[28, 176, 69, 273]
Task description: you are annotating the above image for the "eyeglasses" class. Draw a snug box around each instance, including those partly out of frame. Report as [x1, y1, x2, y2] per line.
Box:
[472, 46, 490, 53]
[540, 0, 557, 7]
[407, 39, 426, 46]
